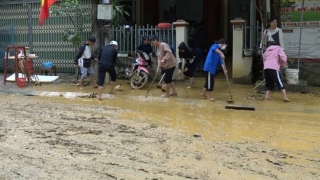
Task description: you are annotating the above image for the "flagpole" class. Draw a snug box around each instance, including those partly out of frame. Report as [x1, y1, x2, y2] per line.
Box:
[297, 0, 305, 71]
[28, 3, 33, 53]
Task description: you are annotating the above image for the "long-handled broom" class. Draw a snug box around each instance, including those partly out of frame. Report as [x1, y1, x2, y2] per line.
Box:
[156, 73, 165, 88]
[224, 73, 255, 111]
[145, 72, 158, 98]
[225, 72, 234, 104]
[159, 73, 181, 92]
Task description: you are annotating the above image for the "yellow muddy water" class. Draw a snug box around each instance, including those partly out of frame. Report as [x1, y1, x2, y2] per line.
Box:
[15, 78, 320, 179]
[32, 79, 320, 153]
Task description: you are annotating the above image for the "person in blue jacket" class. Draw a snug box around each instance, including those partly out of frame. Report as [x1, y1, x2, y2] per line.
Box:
[201, 39, 228, 101]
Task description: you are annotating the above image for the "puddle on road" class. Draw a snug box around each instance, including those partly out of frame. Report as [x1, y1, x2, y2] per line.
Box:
[22, 79, 320, 161]
[44, 91, 320, 155]
[2, 82, 317, 179]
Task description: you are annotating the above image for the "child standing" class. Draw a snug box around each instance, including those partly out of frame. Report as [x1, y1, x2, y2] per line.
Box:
[201, 39, 228, 101]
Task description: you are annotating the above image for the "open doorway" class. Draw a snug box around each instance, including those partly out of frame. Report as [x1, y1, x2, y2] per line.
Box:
[141, 0, 224, 49]
[140, 0, 225, 78]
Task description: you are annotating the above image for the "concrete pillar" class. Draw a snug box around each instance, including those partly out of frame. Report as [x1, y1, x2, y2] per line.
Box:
[136, 0, 142, 26]
[173, 20, 189, 80]
[101, 0, 112, 85]
[230, 18, 251, 79]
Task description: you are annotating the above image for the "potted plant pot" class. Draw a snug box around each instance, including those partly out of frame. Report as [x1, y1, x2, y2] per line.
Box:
[67, 35, 75, 41]
[285, 68, 299, 85]
[243, 49, 252, 57]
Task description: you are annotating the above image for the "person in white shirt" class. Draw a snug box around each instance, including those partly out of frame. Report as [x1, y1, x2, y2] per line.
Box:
[258, 17, 284, 55]
[74, 36, 98, 89]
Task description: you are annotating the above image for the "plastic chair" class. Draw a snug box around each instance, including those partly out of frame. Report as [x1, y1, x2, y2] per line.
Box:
[18, 58, 41, 86]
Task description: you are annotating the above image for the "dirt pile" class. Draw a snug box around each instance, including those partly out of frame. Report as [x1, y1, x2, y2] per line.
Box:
[0, 93, 319, 179]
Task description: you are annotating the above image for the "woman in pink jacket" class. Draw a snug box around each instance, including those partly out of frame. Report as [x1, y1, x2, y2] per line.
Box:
[263, 45, 290, 102]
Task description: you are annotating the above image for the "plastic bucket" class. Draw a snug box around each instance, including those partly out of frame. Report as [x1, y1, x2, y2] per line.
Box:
[17, 77, 26, 88]
[25, 60, 33, 68]
[243, 49, 252, 56]
[157, 23, 171, 29]
[42, 62, 53, 68]
[285, 69, 299, 85]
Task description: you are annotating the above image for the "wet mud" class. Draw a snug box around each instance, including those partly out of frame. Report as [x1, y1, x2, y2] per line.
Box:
[0, 78, 320, 179]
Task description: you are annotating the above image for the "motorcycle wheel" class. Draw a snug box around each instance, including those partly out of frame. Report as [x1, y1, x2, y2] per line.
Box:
[130, 71, 148, 89]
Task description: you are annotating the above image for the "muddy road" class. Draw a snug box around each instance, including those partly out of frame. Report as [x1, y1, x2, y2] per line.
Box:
[0, 79, 320, 179]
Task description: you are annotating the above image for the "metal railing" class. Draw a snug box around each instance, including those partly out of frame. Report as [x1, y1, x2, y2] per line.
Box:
[0, 23, 14, 66]
[244, 21, 262, 49]
[0, 0, 92, 73]
[112, 24, 176, 55]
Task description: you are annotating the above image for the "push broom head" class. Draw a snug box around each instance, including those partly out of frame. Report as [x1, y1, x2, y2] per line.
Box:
[225, 105, 255, 111]
[227, 100, 234, 104]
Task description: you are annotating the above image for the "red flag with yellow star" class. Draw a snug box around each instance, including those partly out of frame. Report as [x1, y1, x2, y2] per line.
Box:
[39, 0, 56, 26]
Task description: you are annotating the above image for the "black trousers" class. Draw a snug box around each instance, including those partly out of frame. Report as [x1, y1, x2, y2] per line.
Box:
[264, 69, 285, 90]
[204, 71, 215, 91]
[98, 66, 117, 86]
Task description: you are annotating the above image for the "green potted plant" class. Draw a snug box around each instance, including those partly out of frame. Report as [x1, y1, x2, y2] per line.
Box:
[62, 29, 74, 41]
[62, 29, 83, 46]
[50, 0, 86, 46]
[287, 58, 298, 69]
[112, 0, 131, 27]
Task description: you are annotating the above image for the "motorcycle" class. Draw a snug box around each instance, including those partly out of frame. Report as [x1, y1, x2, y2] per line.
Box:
[125, 50, 150, 89]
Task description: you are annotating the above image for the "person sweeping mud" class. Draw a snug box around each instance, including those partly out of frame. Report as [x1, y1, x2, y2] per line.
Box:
[96, 41, 118, 101]
[178, 42, 198, 88]
[201, 39, 228, 101]
[74, 36, 98, 89]
[256, 17, 290, 102]
[150, 35, 178, 98]
[263, 44, 290, 102]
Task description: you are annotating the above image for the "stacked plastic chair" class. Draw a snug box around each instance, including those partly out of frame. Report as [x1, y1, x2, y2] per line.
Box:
[3, 46, 40, 86]
[19, 56, 41, 86]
